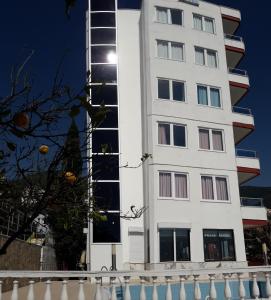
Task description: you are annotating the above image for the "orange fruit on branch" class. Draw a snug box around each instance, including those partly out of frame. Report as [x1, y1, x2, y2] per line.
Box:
[13, 112, 30, 129]
[64, 171, 77, 184]
[39, 145, 49, 154]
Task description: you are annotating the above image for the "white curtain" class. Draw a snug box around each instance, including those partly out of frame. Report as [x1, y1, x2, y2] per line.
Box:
[195, 47, 205, 65]
[216, 177, 228, 200]
[157, 41, 169, 59]
[197, 85, 208, 105]
[159, 173, 172, 197]
[175, 174, 188, 198]
[207, 50, 217, 68]
[171, 42, 183, 61]
[205, 18, 214, 33]
[201, 176, 214, 199]
[210, 88, 220, 107]
[158, 124, 170, 145]
[193, 15, 203, 30]
[212, 131, 223, 151]
[199, 129, 210, 149]
[157, 7, 168, 23]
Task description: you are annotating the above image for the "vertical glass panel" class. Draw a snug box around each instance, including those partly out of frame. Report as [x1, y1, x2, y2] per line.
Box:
[199, 129, 210, 150]
[216, 177, 228, 200]
[210, 88, 221, 107]
[193, 15, 203, 30]
[92, 155, 119, 180]
[93, 182, 120, 210]
[207, 50, 217, 68]
[195, 47, 205, 65]
[203, 230, 221, 261]
[212, 130, 223, 151]
[91, 65, 117, 83]
[205, 18, 214, 34]
[158, 123, 170, 145]
[175, 174, 187, 198]
[159, 172, 172, 197]
[91, 28, 116, 44]
[170, 9, 183, 25]
[93, 106, 118, 128]
[156, 7, 168, 23]
[172, 81, 185, 101]
[197, 85, 208, 105]
[158, 79, 170, 99]
[91, 46, 116, 63]
[93, 213, 120, 243]
[91, 0, 116, 11]
[160, 229, 174, 262]
[176, 229, 190, 261]
[91, 85, 118, 105]
[173, 125, 186, 147]
[201, 176, 214, 199]
[171, 42, 183, 61]
[92, 130, 119, 153]
[91, 12, 116, 27]
[157, 40, 169, 59]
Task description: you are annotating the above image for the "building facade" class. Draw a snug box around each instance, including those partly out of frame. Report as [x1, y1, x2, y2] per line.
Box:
[86, 0, 265, 271]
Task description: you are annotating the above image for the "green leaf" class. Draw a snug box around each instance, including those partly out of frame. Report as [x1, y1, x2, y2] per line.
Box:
[6, 142, 16, 151]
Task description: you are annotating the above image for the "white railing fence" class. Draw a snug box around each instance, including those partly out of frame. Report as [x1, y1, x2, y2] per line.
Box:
[1, 267, 271, 300]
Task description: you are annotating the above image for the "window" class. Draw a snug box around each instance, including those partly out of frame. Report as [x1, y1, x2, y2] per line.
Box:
[158, 78, 185, 102]
[157, 40, 184, 61]
[159, 172, 188, 199]
[199, 128, 224, 151]
[197, 85, 221, 107]
[201, 175, 229, 201]
[195, 47, 218, 68]
[158, 123, 186, 147]
[160, 229, 190, 262]
[156, 7, 183, 26]
[93, 213, 120, 243]
[203, 230, 235, 261]
[193, 14, 215, 34]
[91, 12, 116, 27]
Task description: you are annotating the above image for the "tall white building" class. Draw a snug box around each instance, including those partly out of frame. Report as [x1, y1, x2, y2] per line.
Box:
[86, 0, 266, 271]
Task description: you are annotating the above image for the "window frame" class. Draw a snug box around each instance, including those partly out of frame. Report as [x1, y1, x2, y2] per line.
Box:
[155, 6, 184, 26]
[195, 46, 218, 68]
[193, 13, 216, 34]
[198, 127, 225, 152]
[157, 40, 185, 62]
[158, 122, 187, 148]
[200, 175, 230, 202]
[158, 171, 189, 200]
[159, 228, 191, 262]
[197, 84, 222, 108]
[157, 78, 186, 102]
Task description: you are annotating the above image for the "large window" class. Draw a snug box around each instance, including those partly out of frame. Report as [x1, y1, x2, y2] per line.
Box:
[156, 7, 183, 25]
[157, 40, 184, 61]
[159, 172, 188, 199]
[195, 47, 218, 68]
[199, 128, 224, 151]
[158, 123, 186, 147]
[160, 229, 190, 262]
[197, 85, 221, 107]
[203, 230, 235, 261]
[193, 14, 215, 34]
[158, 78, 185, 102]
[201, 175, 229, 201]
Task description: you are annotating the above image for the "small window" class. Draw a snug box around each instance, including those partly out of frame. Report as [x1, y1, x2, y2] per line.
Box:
[199, 128, 224, 151]
[91, 12, 116, 27]
[91, 46, 116, 64]
[156, 7, 183, 26]
[91, 84, 118, 105]
[195, 47, 218, 68]
[158, 78, 185, 102]
[92, 155, 119, 180]
[203, 230, 235, 261]
[93, 213, 120, 243]
[91, 28, 116, 44]
[197, 85, 221, 108]
[159, 172, 188, 199]
[193, 14, 215, 34]
[158, 79, 170, 99]
[157, 40, 184, 61]
[158, 123, 170, 145]
[158, 123, 186, 147]
[201, 175, 229, 201]
[93, 182, 120, 210]
[91, 0, 115, 11]
[91, 65, 117, 83]
[173, 125, 186, 147]
[92, 130, 119, 153]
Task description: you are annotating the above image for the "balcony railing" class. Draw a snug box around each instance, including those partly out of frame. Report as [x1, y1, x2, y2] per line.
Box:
[241, 197, 264, 207]
[228, 67, 248, 76]
[2, 268, 271, 300]
[232, 106, 252, 115]
[236, 148, 257, 158]
[224, 34, 243, 42]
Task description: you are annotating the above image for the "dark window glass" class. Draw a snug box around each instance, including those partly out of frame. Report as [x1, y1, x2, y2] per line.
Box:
[92, 155, 119, 180]
[92, 182, 120, 210]
[203, 230, 236, 261]
[160, 229, 174, 262]
[91, 0, 115, 11]
[91, 85, 118, 105]
[92, 130, 119, 153]
[173, 81, 185, 101]
[93, 213, 120, 243]
[91, 12, 116, 27]
[91, 28, 116, 44]
[173, 125, 186, 147]
[92, 106, 118, 128]
[91, 46, 116, 64]
[171, 9, 183, 25]
[91, 65, 117, 83]
[158, 79, 170, 99]
[176, 229, 190, 261]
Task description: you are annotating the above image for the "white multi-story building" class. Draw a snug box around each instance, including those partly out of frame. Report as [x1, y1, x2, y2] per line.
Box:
[86, 0, 266, 271]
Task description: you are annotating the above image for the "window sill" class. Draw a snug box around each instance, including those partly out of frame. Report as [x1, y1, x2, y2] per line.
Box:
[201, 199, 231, 204]
[197, 104, 223, 110]
[154, 21, 184, 27]
[158, 197, 190, 202]
[155, 98, 187, 104]
[195, 63, 219, 70]
[193, 28, 216, 36]
[198, 149, 226, 154]
[157, 144, 188, 149]
[156, 57, 185, 63]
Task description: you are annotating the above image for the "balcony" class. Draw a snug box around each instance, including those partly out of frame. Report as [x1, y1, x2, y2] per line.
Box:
[232, 107, 254, 144]
[221, 6, 241, 35]
[241, 197, 267, 226]
[228, 68, 250, 105]
[236, 149, 260, 184]
[225, 34, 245, 68]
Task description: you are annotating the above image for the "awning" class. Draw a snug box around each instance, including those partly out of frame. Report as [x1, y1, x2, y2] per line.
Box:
[243, 219, 268, 227]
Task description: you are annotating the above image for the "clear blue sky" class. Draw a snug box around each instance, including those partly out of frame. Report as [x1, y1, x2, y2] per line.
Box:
[0, 0, 270, 186]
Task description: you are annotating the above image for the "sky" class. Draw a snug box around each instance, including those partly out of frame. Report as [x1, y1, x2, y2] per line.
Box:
[0, 0, 270, 186]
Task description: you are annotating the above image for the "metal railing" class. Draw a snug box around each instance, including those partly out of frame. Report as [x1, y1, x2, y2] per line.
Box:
[228, 67, 248, 76]
[236, 149, 257, 158]
[224, 34, 243, 42]
[232, 106, 252, 115]
[240, 197, 264, 207]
